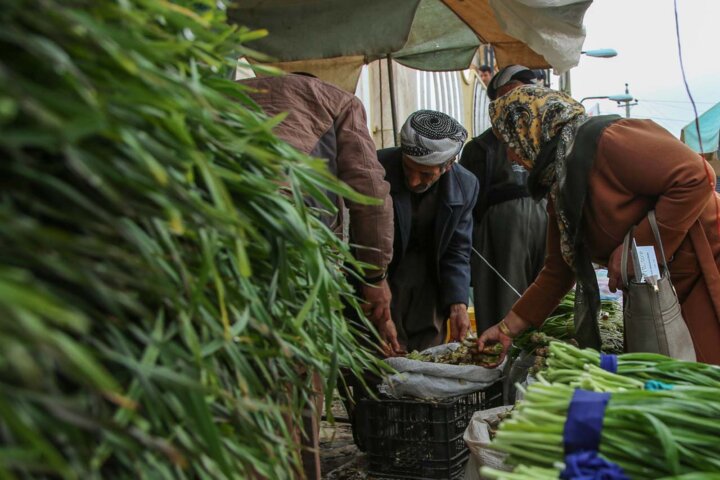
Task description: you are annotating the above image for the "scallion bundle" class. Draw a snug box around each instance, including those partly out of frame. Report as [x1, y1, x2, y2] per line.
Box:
[492, 383, 720, 478]
[546, 342, 720, 388]
[480, 465, 560, 480]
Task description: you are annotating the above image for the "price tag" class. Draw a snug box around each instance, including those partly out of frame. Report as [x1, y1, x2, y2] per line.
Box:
[631, 240, 660, 283]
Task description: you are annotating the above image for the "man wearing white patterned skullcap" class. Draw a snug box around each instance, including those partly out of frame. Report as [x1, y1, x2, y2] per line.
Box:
[376, 110, 478, 351]
[400, 110, 468, 166]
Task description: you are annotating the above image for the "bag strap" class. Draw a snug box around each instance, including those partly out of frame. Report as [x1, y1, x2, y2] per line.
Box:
[620, 226, 634, 287]
[620, 210, 670, 287]
[648, 210, 670, 274]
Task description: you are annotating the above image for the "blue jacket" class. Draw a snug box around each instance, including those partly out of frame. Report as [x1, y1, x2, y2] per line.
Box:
[378, 147, 479, 311]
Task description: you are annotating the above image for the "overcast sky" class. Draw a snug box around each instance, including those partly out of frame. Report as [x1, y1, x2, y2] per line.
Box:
[565, 0, 720, 138]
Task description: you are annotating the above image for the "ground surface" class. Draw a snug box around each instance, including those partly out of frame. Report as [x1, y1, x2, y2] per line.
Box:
[320, 399, 368, 479]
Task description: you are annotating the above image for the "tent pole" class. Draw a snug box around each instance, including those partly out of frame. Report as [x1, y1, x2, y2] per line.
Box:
[386, 54, 398, 147]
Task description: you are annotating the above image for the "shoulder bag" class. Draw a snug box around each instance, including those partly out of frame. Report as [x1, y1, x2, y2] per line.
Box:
[620, 210, 696, 361]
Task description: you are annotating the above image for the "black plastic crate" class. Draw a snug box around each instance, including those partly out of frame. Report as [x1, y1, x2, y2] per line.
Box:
[359, 381, 503, 480]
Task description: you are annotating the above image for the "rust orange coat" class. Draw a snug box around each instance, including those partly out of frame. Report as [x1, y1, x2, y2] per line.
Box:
[512, 119, 720, 364]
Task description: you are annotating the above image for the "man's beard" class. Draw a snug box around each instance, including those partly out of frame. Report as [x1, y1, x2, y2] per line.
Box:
[407, 177, 439, 194]
[405, 171, 445, 193]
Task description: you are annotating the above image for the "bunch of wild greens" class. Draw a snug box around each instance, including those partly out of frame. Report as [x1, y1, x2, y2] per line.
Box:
[0, 0, 381, 478]
[512, 290, 624, 356]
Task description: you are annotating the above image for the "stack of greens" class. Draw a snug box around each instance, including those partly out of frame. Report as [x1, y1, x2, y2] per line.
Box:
[489, 382, 720, 478]
[513, 290, 624, 356]
[545, 342, 720, 389]
[480, 465, 561, 480]
[484, 342, 720, 479]
[0, 1, 381, 478]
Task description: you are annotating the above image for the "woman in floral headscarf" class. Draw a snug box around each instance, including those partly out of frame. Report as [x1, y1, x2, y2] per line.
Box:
[477, 85, 720, 365]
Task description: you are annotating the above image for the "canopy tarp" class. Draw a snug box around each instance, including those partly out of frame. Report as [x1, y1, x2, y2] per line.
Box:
[231, 0, 592, 74]
[231, 0, 417, 62]
[682, 102, 720, 154]
[444, 0, 592, 73]
[231, 0, 593, 92]
[231, 0, 479, 72]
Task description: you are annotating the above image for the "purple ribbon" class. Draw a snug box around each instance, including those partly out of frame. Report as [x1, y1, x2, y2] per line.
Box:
[563, 390, 610, 454]
[599, 354, 618, 373]
[561, 450, 629, 479]
[561, 390, 628, 480]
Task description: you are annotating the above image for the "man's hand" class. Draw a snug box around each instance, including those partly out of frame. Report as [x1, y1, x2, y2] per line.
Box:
[360, 278, 392, 326]
[448, 303, 470, 342]
[607, 244, 630, 293]
[376, 319, 404, 358]
[477, 310, 531, 367]
[360, 278, 403, 357]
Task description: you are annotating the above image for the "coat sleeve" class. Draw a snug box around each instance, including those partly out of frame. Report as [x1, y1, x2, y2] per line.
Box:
[459, 139, 486, 181]
[334, 97, 394, 274]
[511, 198, 575, 327]
[459, 139, 488, 222]
[600, 120, 714, 261]
[439, 174, 479, 311]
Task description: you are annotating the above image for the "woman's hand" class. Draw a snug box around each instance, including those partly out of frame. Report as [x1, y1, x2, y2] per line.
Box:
[607, 244, 631, 293]
[477, 311, 532, 366]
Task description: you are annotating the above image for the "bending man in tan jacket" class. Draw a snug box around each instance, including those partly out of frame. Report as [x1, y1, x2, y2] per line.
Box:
[240, 73, 398, 479]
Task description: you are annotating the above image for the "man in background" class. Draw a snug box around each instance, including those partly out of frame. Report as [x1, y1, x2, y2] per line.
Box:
[459, 65, 548, 333]
[479, 64, 493, 86]
[378, 110, 478, 351]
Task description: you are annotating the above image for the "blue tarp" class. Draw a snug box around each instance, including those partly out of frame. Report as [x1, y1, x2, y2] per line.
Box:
[682, 102, 720, 154]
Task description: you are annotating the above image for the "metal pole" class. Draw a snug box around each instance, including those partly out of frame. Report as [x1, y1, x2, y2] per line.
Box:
[386, 54, 398, 147]
[560, 70, 572, 95]
[624, 83, 630, 118]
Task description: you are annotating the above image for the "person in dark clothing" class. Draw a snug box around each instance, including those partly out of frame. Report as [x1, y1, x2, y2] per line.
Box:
[460, 65, 548, 333]
[378, 110, 479, 351]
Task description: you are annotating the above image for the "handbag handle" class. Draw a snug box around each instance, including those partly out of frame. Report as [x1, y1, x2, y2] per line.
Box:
[620, 226, 634, 287]
[620, 210, 670, 287]
[648, 210, 670, 274]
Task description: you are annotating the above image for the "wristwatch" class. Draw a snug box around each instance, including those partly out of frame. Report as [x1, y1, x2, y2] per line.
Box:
[363, 270, 388, 284]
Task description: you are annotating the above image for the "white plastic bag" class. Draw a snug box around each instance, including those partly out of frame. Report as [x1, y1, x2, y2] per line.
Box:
[463, 406, 514, 480]
[380, 343, 504, 399]
[506, 350, 536, 403]
[515, 374, 538, 402]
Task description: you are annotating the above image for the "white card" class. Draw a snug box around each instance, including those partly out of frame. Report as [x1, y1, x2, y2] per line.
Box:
[631, 240, 661, 283]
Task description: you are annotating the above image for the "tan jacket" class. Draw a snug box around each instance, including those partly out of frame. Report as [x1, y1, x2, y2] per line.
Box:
[240, 74, 393, 274]
[513, 119, 720, 364]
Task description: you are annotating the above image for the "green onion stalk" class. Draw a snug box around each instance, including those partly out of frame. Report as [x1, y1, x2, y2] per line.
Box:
[480, 465, 720, 480]
[491, 382, 720, 478]
[480, 465, 561, 480]
[546, 342, 720, 388]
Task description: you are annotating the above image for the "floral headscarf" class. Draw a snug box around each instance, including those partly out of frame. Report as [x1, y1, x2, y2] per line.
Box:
[489, 85, 586, 170]
[489, 85, 588, 268]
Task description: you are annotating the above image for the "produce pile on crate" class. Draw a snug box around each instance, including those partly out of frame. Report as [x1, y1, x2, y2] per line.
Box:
[407, 333, 503, 367]
[477, 342, 720, 479]
[511, 290, 624, 374]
